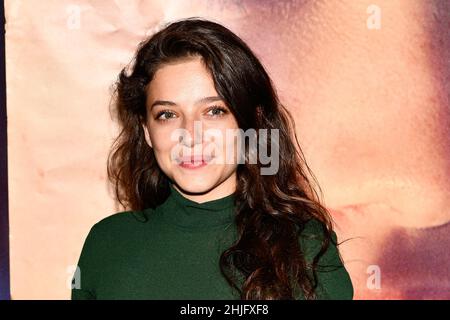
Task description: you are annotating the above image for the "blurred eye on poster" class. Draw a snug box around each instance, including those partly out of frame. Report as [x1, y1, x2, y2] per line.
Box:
[2, 0, 450, 300]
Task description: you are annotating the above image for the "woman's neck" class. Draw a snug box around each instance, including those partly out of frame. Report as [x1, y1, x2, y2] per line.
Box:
[171, 173, 237, 204]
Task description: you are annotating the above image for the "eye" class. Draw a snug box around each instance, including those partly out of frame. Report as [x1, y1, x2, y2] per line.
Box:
[155, 110, 177, 121]
[206, 105, 228, 117]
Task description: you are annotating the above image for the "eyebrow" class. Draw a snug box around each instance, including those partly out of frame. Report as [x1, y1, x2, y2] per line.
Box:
[149, 96, 223, 110]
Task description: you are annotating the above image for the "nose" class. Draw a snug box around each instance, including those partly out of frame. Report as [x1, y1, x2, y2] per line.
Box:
[179, 117, 203, 148]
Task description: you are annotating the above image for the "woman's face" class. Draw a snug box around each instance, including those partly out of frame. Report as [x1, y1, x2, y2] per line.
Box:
[142, 56, 240, 202]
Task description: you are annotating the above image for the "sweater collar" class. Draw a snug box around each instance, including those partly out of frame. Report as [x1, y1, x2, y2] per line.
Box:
[161, 183, 236, 230]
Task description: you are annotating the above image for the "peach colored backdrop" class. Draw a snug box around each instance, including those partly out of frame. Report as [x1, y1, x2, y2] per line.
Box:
[5, 0, 450, 299]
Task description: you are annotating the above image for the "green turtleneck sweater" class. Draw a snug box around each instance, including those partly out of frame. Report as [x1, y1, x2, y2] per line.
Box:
[71, 184, 353, 300]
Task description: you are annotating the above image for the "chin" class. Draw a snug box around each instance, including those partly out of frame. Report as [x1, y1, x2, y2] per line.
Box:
[172, 177, 216, 195]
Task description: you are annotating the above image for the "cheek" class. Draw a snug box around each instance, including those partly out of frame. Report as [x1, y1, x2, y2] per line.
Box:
[202, 118, 239, 150]
[213, 130, 241, 166]
[149, 124, 174, 150]
[148, 125, 178, 165]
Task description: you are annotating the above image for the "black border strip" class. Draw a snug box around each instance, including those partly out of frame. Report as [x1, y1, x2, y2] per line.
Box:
[0, 0, 10, 301]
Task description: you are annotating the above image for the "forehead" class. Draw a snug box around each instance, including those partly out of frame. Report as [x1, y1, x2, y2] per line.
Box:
[146, 56, 218, 103]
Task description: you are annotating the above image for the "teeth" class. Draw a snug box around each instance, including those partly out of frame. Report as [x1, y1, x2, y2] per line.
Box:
[182, 159, 203, 164]
[177, 155, 213, 164]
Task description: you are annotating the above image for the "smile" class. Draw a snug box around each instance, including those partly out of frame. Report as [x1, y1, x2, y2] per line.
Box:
[177, 155, 213, 170]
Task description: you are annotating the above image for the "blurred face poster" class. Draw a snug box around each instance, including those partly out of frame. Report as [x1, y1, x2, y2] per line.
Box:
[4, 0, 450, 299]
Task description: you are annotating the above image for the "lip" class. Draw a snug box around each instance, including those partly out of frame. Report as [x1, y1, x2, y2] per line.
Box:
[177, 155, 213, 170]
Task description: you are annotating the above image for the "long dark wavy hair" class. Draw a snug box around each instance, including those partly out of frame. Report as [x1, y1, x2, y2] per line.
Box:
[108, 17, 337, 299]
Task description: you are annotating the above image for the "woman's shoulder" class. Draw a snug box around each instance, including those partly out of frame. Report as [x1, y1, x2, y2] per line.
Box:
[72, 209, 155, 299]
[301, 217, 335, 236]
[300, 217, 337, 245]
[83, 208, 157, 242]
[93, 209, 147, 229]
[75, 209, 159, 264]
[298, 217, 342, 265]
[299, 217, 354, 300]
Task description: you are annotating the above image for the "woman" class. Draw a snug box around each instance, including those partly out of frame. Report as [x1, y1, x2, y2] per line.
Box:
[71, 17, 353, 300]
